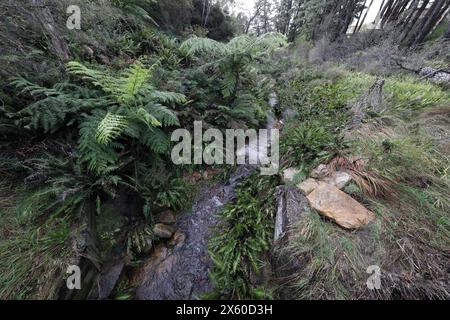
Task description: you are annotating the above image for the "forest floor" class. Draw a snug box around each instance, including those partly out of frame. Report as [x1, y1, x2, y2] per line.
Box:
[0, 24, 449, 299]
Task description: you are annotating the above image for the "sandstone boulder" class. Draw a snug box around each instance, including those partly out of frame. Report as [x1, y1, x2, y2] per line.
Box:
[323, 171, 352, 190]
[297, 178, 320, 195]
[307, 182, 375, 229]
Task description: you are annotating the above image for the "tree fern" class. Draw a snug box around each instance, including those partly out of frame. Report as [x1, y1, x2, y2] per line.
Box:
[180, 32, 287, 59]
[180, 36, 227, 57]
[180, 33, 287, 103]
[66, 60, 185, 172]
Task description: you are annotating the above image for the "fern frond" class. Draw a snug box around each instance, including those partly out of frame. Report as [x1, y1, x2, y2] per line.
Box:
[150, 90, 186, 105]
[79, 111, 120, 173]
[145, 103, 179, 127]
[11, 77, 61, 97]
[221, 72, 237, 98]
[95, 113, 128, 145]
[140, 128, 170, 154]
[116, 61, 152, 104]
[135, 107, 162, 128]
[180, 36, 226, 57]
[251, 32, 288, 54]
[225, 35, 253, 52]
[12, 78, 110, 133]
[67, 61, 116, 93]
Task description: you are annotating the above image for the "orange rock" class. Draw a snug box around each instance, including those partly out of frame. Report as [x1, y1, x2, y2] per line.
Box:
[307, 182, 375, 229]
[297, 178, 320, 195]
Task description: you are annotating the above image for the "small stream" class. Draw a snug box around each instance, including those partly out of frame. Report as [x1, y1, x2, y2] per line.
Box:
[132, 93, 279, 300]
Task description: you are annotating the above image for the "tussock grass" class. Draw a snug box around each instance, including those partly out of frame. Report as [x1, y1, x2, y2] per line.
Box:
[275, 63, 450, 299]
[0, 183, 76, 299]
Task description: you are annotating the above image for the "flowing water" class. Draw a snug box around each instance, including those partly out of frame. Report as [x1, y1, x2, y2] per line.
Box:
[132, 94, 278, 300]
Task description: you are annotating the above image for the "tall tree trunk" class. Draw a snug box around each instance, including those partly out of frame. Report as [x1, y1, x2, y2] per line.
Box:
[354, 0, 369, 33]
[411, 0, 449, 46]
[282, 0, 294, 35]
[380, 0, 396, 28]
[400, 0, 430, 43]
[373, 0, 387, 26]
[397, 0, 420, 28]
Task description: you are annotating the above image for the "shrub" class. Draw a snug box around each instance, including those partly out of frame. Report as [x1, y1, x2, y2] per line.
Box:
[281, 121, 341, 169]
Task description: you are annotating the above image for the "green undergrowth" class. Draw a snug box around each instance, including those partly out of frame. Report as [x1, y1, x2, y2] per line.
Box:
[274, 61, 450, 299]
[0, 182, 75, 299]
[206, 173, 279, 300]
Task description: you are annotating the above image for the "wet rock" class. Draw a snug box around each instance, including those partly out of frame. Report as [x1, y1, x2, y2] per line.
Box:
[133, 244, 181, 300]
[133, 167, 256, 300]
[153, 223, 175, 239]
[274, 186, 311, 242]
[297, 178, 320, 195]
[307, 182, 375, 229]
[167, 231, 186, 248]
[323, 171, 352, 190]
[97, 260, 125, 299]
[282, 168, 301, 184]
[310, 164, 329, 179]
[155, 210, 176, 225]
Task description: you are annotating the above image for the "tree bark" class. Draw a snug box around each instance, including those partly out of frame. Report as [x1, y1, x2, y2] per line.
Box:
[354, 0, 369, 33]
[400, 0, 430, 43]
[397, 0, 420, 28]
[372, 0, 387, 26]
[411, 0, 450, 46]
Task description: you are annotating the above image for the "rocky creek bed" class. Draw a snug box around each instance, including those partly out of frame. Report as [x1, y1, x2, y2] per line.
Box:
[131, 166, 256, 299]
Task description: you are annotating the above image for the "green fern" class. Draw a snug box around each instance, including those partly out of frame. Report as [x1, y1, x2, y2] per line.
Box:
[66, 60, 185, 172]
[115, 61, 152, 104]
[79, 111, 121, 173]
[11, 77, 109, 133]
[181, 33, 286, 102]
[95, 113, 128, 145]
[180, 32, 287, 59]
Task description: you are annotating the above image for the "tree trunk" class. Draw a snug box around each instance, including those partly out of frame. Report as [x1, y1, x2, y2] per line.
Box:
[354, 0, 369, 33]
[411, 0, 450, 46]
[380, 0, 396, 28]
[373, 0, 387, 26]
[400, 0, 430, 43]
[397, 0, 420, 29]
